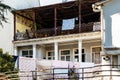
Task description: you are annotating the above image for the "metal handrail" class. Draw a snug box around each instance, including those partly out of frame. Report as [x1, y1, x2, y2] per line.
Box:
[13, 65, 120, 80]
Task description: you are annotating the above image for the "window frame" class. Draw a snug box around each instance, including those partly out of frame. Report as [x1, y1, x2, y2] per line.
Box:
[46, 50, 54, 60]
[73, 48, 85, 62]
[21, 49, 33, 58]
[59, 49, 71, 61]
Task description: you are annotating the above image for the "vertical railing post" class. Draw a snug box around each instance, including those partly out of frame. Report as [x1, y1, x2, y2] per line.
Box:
[110, 64, 112, 80]
[32, 71, 37, 80]
[82, 68, 84, 80]
[110, 55, 112, 80]
[53, 68, 55, 80]
[32, 71, 34, 80]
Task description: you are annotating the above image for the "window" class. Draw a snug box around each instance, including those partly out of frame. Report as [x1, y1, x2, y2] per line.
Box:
[74, 49, 85, 62]
[92, 47, 101, 64]
[47, 51, 54, 60]
[112, 55, 118, 68]
[60, 50, 70, 61]
[22, 50, 33, 58]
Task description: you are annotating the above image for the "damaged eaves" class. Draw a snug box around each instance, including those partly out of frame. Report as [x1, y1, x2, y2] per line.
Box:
[13, 0, 101, 28]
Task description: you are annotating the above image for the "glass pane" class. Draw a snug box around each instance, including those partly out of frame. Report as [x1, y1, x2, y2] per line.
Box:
[82, 49, 84, 53]
[48, 57, 52, 60]
[22, 51, 28, 56]
[92, 47, 101, 53]
[112, 55, 118, 68]
[29, 50, 33, 55]
[61, 56, 65, 61]
[28, 56, 33, 58]
[61, 50, 70, 55]
[74, 49, 84, 54]
[75, 49, 78, 54]
[75, 56, 79, 62]
[48, 52, 54, 56]
[82, 54, 85, 62]
[92, 53, 95, 62]
[66, 56, 70, 61]
[53, 57, 55, 60]
[48, 52, 52, 56]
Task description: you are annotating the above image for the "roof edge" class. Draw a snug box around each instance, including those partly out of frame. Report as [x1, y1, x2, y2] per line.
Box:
[92, 0, 111, 12]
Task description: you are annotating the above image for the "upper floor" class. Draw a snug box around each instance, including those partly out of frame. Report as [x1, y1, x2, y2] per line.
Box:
[13, 0, 101, 41]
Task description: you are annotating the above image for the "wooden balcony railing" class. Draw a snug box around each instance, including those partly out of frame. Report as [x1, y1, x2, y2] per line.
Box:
[15, 22, 100, 40]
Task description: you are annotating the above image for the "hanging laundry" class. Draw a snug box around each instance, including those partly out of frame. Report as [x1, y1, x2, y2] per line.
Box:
[62, 18, 75, 30]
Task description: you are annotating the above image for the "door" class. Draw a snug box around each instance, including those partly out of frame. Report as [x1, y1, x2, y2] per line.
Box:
[92, 47, 101, 64]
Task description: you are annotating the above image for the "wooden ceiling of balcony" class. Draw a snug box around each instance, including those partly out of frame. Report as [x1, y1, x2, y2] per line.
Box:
[14, 0, 100, 28]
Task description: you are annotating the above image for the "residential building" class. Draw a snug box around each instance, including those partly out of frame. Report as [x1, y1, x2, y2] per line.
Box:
[3, 0, 120, 80]
[93, 0, 120, 80]
[12, 0, 102, 79]
[14, 1, 100, 62]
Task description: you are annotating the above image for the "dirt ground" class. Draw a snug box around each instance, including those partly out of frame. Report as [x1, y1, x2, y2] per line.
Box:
[0, 74, 7, 80]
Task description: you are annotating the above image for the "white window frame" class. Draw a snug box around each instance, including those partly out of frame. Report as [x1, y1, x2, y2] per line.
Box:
[59, 49, 71, 61]
[73, 48, 85, 62]
[46, 50, 54, 60]
[21, 49, 33, 58]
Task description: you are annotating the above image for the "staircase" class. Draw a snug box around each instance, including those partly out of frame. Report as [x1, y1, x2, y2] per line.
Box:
[5, 71, 19, 80]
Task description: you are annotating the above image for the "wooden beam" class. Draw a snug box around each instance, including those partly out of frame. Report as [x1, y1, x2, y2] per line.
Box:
[78, 3, 81, 33]
[15, 12, 34, 21]
[54, 7, 57, 35]
[14, 13, 16, 40]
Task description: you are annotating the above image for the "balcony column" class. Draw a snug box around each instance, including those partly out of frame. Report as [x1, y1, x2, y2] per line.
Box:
[14, 46, 17, 56]
[78, 39, 82, 62]
[14, 46, 19, 68]
[33, 44, 37, 58]
[54, 42, 58, 60]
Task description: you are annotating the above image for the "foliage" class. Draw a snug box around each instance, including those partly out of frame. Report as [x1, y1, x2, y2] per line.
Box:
[0, 52, 15, 72]
[0, 1, 12, 27]
[0, 48, 3, 53]
[0, 49, 19, 79]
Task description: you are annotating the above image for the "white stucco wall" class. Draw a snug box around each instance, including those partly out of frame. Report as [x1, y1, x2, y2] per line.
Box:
[0, 11, 14, 54]
[102, 0, 120, 48]
[46, 42, 101, 62]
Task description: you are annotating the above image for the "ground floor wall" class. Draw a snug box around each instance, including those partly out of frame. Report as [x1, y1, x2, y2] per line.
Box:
[16, 41, 101, 64]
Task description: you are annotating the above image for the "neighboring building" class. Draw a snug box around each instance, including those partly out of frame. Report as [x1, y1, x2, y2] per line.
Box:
[0, 10, 14, 54]
[93, 0, 120, 80]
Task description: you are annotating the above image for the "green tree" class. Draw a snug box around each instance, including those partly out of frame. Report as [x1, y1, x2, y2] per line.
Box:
[0, 52, 15, 72]
[0, 50, 19, 80]
[0, 1, 12, 27]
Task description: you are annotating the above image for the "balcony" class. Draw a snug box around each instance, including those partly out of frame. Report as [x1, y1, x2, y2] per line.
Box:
[15, 22, 100, 40]
[14, 1, 100, 41]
